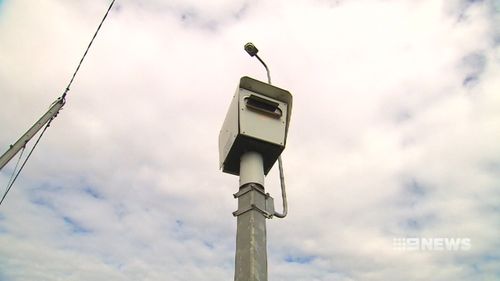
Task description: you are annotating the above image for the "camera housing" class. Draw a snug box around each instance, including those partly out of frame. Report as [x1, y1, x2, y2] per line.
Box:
[219, 76, 293, 176]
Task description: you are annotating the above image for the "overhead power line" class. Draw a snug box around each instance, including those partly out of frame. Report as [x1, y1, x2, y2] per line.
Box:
[62, 0, 116, 99]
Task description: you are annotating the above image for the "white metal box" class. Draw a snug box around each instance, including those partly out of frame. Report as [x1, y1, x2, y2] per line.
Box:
[219, 76, 293, 175]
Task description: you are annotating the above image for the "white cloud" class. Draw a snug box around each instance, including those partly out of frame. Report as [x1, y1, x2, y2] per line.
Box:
[0, 0, 499, 280]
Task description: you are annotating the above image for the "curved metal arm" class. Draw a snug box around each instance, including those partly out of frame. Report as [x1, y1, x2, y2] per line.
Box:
[255, 54, 271, 85]
[273, 156, 288, 218]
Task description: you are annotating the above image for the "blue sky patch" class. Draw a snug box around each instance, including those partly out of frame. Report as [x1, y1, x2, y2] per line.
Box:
[113, 203, 128, 219]
[203, 240, 214, 249]
[30, 197, 56, 211]
[397, 178, 428, 209]
[405, 178, 426, 198]
[284, 255, 316, 264]
[398, 213, 438, 233]
[465, 0, 483, 4]
[463, 75, 479, 87]
[83, 186, 103, 199]
[402, 218, 420, 230]
[63, 216, 91, 234]
[461, 52, 486, 88]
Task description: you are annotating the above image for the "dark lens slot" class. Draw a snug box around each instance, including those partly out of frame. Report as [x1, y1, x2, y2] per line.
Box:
[245, 95, 282, 118]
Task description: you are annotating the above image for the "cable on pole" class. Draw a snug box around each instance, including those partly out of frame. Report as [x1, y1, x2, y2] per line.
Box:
[0, 120, 52, 206]
[5, 147, 25, 191]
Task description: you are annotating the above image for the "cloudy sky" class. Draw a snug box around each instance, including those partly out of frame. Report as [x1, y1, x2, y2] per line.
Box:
[0, 0, 499, 280]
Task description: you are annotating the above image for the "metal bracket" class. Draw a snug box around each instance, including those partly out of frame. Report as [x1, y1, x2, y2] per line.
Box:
[233, 184, 276, 219]
[232, 204, 273, 219]
[233, 184, 266, 198]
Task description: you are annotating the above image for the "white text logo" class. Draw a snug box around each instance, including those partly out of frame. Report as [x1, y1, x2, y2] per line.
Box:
[393, 237, 471, 251]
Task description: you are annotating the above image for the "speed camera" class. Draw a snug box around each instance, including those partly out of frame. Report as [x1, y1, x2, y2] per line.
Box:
[219, 76, 293, 176]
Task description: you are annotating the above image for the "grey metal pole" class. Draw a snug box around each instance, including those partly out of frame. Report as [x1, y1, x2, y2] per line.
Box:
[233, 151, 269, 281]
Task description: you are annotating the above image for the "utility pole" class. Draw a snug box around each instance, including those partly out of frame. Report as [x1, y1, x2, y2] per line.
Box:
[0, 97, 65, 171]
[219, 43, 293, 281]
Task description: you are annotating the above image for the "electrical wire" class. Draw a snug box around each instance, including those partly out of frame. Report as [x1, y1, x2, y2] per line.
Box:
[62, 0, 116, 99]
[5, 147, 25, 191]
